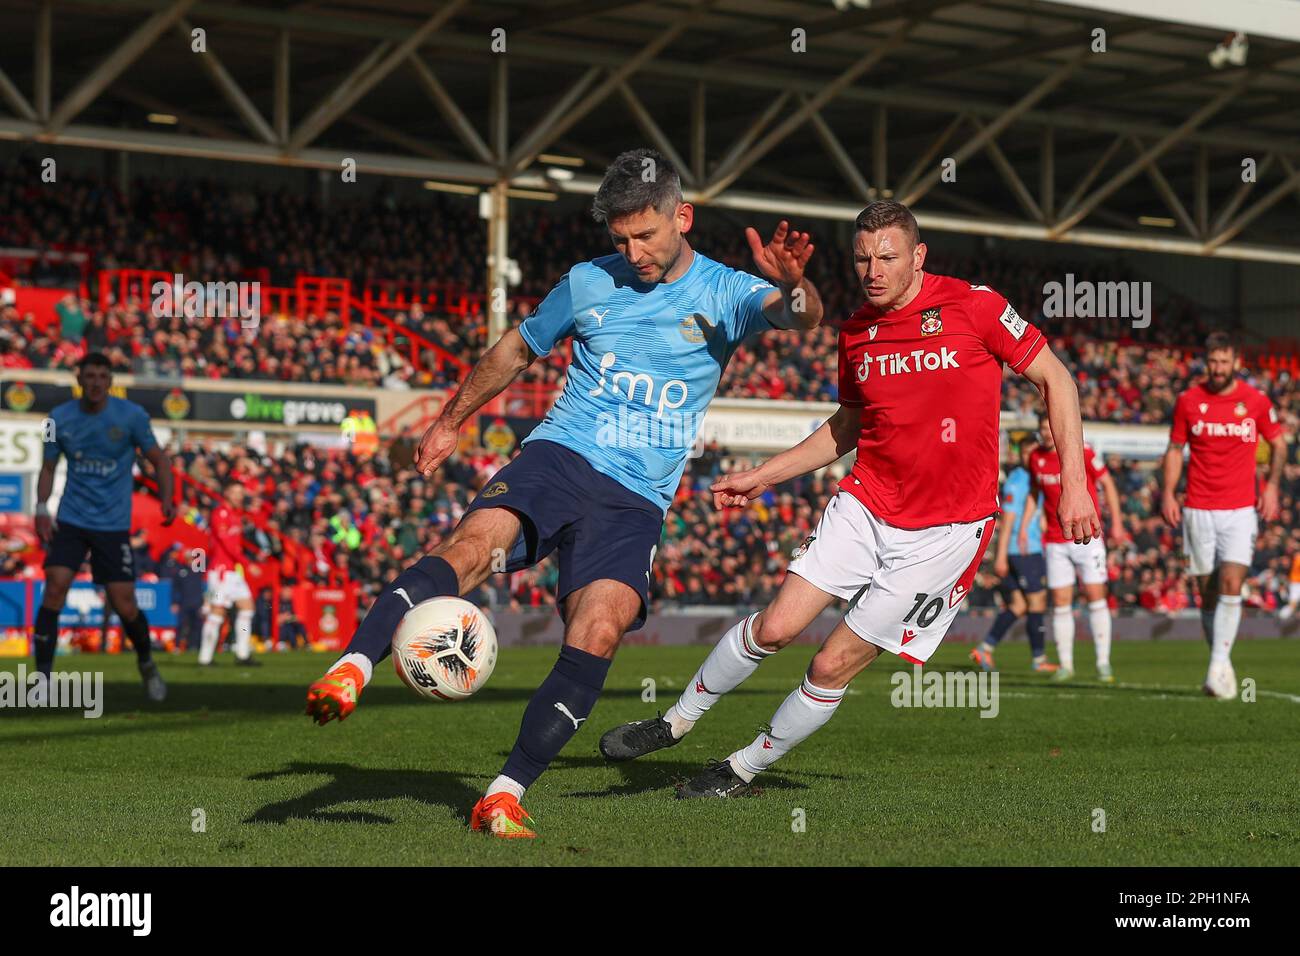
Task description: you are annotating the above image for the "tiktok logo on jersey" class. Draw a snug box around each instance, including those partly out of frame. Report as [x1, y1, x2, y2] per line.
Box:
[856, 347, 960, 382]
[1190, 418, 1256, 442]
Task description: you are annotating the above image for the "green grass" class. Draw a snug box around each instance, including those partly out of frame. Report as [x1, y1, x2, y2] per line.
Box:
[2, 639, 1298, 866]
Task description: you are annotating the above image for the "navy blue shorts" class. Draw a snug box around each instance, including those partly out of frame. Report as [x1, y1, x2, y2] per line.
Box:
[466, 440, 664, 630]
[43, 521, 134, 584]
[1000, 553, 1047, 598]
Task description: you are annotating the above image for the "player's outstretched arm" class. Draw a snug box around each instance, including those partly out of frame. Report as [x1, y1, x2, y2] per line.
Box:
[747, 220, 823, 330]
[1020, 348, 1099, 543]
[416, 327, 535, 478]
[1160, 444, 1185, 527]
[711, 404, 860, 508]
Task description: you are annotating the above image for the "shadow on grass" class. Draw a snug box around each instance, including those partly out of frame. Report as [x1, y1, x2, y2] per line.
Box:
[244, 761, 482, 826]
[550, 754, 840, 798]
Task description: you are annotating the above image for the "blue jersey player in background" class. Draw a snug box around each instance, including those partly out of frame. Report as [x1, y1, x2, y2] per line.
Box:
[970, 444, 1056, 674]
[305, 147, 825, 837]
[37, 352, 176, 701]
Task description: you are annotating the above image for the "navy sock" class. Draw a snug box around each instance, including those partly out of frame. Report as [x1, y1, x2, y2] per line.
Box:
[122, 611, 153, 664]
[501, 645, 611, 789]
[1026, 611, 1046, 657]
[33, 606, 59, 678]
[345, 556, 459, 665]
[985, 609, 1017, 647]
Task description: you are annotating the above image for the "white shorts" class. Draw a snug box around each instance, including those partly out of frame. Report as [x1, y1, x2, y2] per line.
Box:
[206, 569, 252, 608]
[1045, 538, 1108, 589]
[786, 492, 995, 664]
[1182, 506, 1258, 577]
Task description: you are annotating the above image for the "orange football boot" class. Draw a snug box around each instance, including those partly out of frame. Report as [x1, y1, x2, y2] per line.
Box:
[470, 793, 537, 839]
[305, 661, 365, 725]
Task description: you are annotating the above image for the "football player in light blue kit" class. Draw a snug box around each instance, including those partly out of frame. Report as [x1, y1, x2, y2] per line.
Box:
[36, 352, 176, 701]
[969, 444, 1055, 673]
[306, 147, 824, 837]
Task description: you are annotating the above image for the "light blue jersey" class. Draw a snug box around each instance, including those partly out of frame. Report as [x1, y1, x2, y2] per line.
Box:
[1001, 467, 1042, 556]
[44, 396, 158, 531]
[518, 251, 776, 512]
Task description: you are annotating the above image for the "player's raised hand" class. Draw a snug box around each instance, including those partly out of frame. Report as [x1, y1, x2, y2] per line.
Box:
[415, 420, 459, 478]
[710, 468, 769, 510]
[1058, 486, 1100, 544]
[746, 220, 814, 288]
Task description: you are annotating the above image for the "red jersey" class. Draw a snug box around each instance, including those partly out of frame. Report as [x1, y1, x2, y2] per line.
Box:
[208, 504, 244, 574]
[1170, 380, 1282, 510]
[1027, 444, 1108, 544]
[837, 273, 1046, 528]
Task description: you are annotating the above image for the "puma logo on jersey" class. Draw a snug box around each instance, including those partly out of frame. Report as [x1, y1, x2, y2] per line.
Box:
[393, 587, 415, 609]
[588, 307, 610, 326]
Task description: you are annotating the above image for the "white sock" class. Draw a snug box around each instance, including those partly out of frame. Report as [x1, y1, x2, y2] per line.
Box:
[331, 651, 374, 687]
[198, 613, 223, 665]
[1200, 608, 1215, 645]
[1053, 606, 1075, 671]
[730, 676, 845, 781]
[485, 774, 526, 800]
[669, 613, 772, 734]
[1211, 594, 1243, 664]
[234, 609, 254, 659]
[1088, 599, 1112, 668]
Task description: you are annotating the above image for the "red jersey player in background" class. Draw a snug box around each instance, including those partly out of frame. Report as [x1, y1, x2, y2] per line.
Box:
[1028, 414, 1124, 684]
[1162, 332, 1286, 698]
[598, 201, 1097, 798]
[198, 481, 259, 666]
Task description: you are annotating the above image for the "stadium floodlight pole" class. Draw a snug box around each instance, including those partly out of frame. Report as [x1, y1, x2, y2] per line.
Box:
[486, 181, 509, 348]
[45, 0, 197, 136]
[1047, 73, 1251, 238]
[274, 29, 290, 145]
[285, 0, 468, 156]
[177, 18, 276, 145]
[409, 55, 495, 167]
[899, 48, 1086, 207]
[802, 98, 872, 203]
[1128, 136, 1198, 238]
[34, 0, 52, 122]
[699, 19, 913, 203]
[617, 83, 696, 187]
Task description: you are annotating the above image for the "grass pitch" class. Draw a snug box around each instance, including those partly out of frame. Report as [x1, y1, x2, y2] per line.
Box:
[2, 639, 1297, 866]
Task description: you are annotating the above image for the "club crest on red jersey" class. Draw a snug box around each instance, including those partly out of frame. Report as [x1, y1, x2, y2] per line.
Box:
[920, 308, 943, 336]
[1198, 402, 1208, 413]
[1234, 402, 1247, 417]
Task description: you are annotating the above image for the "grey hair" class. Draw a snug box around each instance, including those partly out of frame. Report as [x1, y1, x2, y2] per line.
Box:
[591, 147, 682, 224]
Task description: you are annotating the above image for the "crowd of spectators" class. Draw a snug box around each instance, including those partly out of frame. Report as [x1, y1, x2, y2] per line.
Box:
[4, 162, 1298, 630]
[2, 162, 1244, 403]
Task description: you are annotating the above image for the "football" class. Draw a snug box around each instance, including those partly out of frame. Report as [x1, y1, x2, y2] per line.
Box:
[391, 597, 498, 701]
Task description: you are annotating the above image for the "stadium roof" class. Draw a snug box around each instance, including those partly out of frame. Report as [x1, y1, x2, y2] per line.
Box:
[3, 0, 1300, 263]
